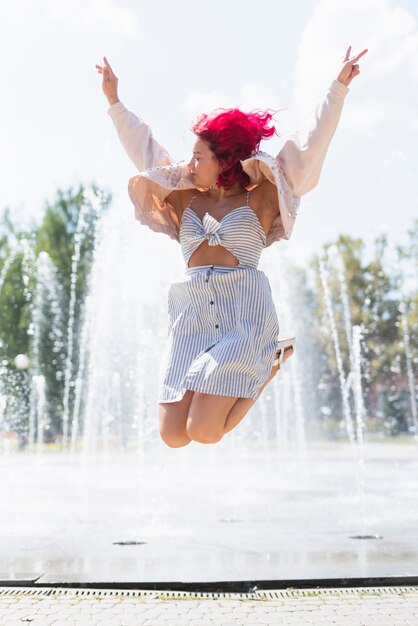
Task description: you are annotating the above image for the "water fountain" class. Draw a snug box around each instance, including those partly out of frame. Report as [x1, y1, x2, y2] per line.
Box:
[73, 206, 301, 456]
[0, 197, 416, 585]
[318, 255, 356, 444]
[61, 190, 102, 448]
[28, 251, 64, 447]
[318, 247, 373, 539]
[399, 300, 418, 439]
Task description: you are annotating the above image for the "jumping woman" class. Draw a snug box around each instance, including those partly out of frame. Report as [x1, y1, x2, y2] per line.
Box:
[96, 46, 367, 448]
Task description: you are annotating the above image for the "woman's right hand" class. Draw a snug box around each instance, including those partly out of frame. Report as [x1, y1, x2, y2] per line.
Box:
[95, 56, 119, 105]
[337, 46, 368, 86]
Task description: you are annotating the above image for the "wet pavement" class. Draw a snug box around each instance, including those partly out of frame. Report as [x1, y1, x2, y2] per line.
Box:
[0, 441, 417, 584]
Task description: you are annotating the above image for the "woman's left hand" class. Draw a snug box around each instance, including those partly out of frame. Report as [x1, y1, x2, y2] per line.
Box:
[337, 46, 368, 86]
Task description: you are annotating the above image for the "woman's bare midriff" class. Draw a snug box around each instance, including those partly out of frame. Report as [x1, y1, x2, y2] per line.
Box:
[187, 241, 240, 268]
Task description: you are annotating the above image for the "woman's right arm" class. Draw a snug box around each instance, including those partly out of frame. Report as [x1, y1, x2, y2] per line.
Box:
[96, 56, 173, 171]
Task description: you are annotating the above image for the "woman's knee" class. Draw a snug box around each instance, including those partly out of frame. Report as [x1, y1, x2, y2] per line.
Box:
[158, 400, 192, 448]
[186, 418, 223, 444]
[160, 431, 191, 448]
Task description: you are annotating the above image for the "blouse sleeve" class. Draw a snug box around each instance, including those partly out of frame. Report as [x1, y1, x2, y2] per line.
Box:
[276, 79, 349, 198]
[107, 101, 174, 171]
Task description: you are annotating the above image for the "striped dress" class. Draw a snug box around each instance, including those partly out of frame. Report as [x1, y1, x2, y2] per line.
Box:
[158, 190, 280, 403]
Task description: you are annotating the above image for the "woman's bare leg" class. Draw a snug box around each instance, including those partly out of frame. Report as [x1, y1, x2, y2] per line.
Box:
[223, 347, 294, 435]
[222, 369, 277, 435]
[186, 393, 238, 444]
[159, 348, 294, 446]
[158, 390, 194, 447]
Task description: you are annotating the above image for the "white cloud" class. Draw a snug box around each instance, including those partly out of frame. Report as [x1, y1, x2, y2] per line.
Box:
[343, 97, 418, 133]
[292, 0, 418, 131]
[184, 82, 283, 118]
[0, 0, 140, 99]
[47, 0, 139, 37]
[0, 0, 139, 42]
[183, 82, 288, 155]
[239, 83, 282, 112]
[184, 91, 233, 118]
[391, 149, 406, 161]
[0, 0, 141, 223]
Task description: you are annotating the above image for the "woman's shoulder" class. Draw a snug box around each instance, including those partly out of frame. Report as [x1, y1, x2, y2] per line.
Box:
[166, 188, 199, 221]
[250, 179, 278, 214]
[250, 178, 276, 196]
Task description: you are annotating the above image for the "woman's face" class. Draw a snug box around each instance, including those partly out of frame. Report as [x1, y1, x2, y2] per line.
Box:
[187, 138, 221, 189]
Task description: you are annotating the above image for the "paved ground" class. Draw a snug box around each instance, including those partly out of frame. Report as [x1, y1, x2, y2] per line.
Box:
[2, 444, 418, 584]
[1, 586, 418, 625]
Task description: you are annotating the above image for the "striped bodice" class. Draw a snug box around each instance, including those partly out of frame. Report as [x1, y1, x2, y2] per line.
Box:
[179, 191, 266, 268]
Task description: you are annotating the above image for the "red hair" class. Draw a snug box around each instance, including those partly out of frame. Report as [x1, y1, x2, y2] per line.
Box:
[191, 107, 277, 189]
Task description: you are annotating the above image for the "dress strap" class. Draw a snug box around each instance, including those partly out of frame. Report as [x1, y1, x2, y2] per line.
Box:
[188, 193, 200, 208]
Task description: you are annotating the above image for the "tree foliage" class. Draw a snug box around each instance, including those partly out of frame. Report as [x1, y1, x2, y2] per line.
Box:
[0, 186, 415, 442]
[0, 183, 110, 440]
[311, 227, 417, 437]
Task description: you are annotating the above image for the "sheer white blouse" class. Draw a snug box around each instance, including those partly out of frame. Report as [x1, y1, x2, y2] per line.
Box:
[107, 79, 349, 247]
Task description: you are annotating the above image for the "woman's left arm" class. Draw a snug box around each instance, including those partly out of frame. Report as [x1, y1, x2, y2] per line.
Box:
[276, 46, 368, 198]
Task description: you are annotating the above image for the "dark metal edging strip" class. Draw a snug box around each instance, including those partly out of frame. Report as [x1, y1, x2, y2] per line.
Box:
[0, 576, 418, 594]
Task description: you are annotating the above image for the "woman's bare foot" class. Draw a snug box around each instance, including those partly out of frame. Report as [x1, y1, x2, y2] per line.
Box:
[255, 346, 294, 400]
[268, 345, 294, 382]
[277, 345, 294, 367]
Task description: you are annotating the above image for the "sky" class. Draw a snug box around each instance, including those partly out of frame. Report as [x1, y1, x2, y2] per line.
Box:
[0, 0, 417, 268]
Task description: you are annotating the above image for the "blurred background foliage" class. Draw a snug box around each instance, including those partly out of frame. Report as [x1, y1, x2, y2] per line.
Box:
[0, 184, 110, 439]
[0, 183, 416, 443]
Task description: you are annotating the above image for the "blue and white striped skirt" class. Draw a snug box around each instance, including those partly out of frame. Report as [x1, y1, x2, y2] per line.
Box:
[158, 264, 280, 403]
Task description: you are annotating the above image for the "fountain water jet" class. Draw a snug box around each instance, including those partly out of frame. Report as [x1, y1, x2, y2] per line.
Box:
[399, 301, 418, 439]
[27, 252, 64, 447]
[62, 193, 102, 448]
[318, 249, 372, 538]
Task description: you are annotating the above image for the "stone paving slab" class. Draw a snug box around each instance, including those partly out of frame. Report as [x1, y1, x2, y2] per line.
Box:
[0, 586, 418, 625]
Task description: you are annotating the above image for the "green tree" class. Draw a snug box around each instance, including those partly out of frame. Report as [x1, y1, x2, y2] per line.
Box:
[311, 233, 411, 437]
[0, 183, 110, 441]
[394, 218, 418, 435]
[33, 183, 110, 439]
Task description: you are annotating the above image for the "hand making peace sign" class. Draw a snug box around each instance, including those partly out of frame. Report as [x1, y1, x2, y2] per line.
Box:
[337, 46, 368, 86]
[95, 56, 119, 105]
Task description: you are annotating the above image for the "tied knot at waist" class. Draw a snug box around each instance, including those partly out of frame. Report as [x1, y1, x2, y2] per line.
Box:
[195, 213, 222, 246]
